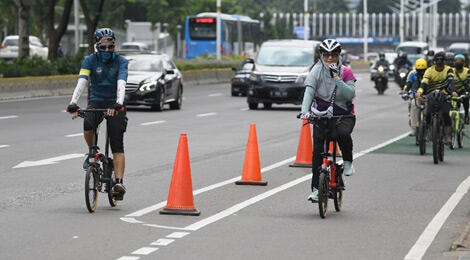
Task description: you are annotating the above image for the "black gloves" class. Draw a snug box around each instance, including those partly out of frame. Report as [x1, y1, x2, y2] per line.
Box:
[113, 103, 124, 112]
[66, 103, 79, 113]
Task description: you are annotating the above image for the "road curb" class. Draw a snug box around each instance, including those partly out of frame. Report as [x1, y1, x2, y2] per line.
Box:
[450, 222, 470, 253]
[0, 68, 232, 101]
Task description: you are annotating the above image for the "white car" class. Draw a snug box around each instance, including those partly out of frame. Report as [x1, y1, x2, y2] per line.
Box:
[118, 42, 151, 55]
[0, 35, 48, 60]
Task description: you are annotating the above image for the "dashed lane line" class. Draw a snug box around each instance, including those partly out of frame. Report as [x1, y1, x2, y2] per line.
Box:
[196, 112, 217, 117]
[150, 239, 175, 246]
[117, 256, 140, 260]
[131, 247, 159, 255]
[0, 115, 19, 120]
[65, 133, 83, 138]
[208, 93, 223, 97]
[140, 120, 166, 126]
[166, 232, 190, 239]
[0, 145, 10, 149]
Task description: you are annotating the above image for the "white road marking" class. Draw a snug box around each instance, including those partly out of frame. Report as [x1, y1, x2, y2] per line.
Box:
[181, 132, 410, 231]
[240, 108, 249, 111]
[0, 145, 10, 149]
[166, 232, 190, 239]
[13, 153, 84, 169]
[61, 110, 67, 113]
[0, 115, 18, 120]
[131, 247, 159, 255]
[196, 112, 217, 117]
[143, 224, 191, 231]
[208, 93, 223, 97]
[117, 257, 140, 260]
[65, 133, 83, 138]
[120, 217, 143, 224]
[125, 157, 296, 218]
[72, 236, 79, 239]
[404, 176, 470, 260]
[150, 239, 174, 246]
[140, 120, 166, 126]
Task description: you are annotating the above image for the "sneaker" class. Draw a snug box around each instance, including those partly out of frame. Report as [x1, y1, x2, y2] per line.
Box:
[307, 188, 319, 203]
[444, 135, 452, 146]
[83, 153, 93, 169]
[113, 183, 126, 195]
[343, 161, 355, 176]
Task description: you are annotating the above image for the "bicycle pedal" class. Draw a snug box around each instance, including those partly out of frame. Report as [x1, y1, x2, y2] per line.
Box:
[114, 194, 124, 201]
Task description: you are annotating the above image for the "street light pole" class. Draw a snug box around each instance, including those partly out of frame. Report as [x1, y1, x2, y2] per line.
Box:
[304, 0, 308, 40]
[419, 0, 424, 42]
[400, 0, 404, 43]
[363, 0, 368, 62]
[74, 0, 79, 54]
[216, 0, 222, 61]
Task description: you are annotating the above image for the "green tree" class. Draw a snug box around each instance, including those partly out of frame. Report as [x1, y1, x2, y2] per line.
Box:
[79, 0, 105, 54]
[46, 0, 74, 59]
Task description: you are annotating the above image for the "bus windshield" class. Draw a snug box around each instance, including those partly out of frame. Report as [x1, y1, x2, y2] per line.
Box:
[189, 17, 216, 40]
[256, 47, 313, 66]
[397, 46, 424, 54]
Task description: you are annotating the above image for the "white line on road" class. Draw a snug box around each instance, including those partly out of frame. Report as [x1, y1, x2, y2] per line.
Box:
[196, 112, 217, 117]
[240, 108, 249, 111]
[140, 120, 166, 126]
[166, 232, 190, 239]
[117, 257, 140, 260]
[13, 153, 84, 169]
[208, 93, 223, 97]
[65, 133, 83, 138]
[404, 176, 470, 260]
[150, 239, 174, 246]
[120, 217, 143, 224]
[143, 224, 190, 231]
[0, 115, 18, 120]
[131, 247, 159, 255]
[184, 132, 410, 231]
[0, 145, 10, 149]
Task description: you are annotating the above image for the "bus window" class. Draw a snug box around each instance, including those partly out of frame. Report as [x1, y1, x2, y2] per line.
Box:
[189, 17, 216, 40]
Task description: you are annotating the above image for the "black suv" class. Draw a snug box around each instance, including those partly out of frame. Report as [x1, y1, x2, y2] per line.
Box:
[245, 40, 320, 109]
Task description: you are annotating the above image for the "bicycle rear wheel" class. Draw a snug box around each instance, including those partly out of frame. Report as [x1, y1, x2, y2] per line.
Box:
[318, 171, 329, 219]
[85, 166, 99, 213]
[107, 170, 118, 207]
[418, 121, 426, 155]
[439, 126, 444, 162]
[432, 117, 439, 164]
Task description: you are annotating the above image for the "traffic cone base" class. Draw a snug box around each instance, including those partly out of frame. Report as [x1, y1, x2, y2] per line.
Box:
[235, 180, 268, 186]
[160, 208, 201, 216]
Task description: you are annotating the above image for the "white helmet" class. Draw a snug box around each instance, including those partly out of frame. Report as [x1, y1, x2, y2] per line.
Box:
[320, 39, 342, 53]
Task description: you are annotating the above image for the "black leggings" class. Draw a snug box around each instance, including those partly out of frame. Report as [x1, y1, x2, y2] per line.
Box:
[463, 97, 469, 116]
[311, 117, 356, 190]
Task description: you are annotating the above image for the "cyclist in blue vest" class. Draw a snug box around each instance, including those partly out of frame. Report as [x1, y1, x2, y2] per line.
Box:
[66, 28, 128, 199]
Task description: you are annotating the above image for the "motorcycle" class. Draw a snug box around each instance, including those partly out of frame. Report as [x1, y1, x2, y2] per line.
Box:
[395, 66, 410, 89]
[374, 65, 388, 95]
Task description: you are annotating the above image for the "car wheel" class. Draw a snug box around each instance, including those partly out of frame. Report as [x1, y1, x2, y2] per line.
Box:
[151, 89, 165, 112]
[170, 85, 182, 110]
[263, 103, 272, 109]
[248, 102, 258, 110]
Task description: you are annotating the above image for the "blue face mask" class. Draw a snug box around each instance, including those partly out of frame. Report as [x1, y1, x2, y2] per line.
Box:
[99, 51, 114, 63]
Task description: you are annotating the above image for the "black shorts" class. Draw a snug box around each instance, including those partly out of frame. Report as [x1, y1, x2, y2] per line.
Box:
[83, 101, 128, 153]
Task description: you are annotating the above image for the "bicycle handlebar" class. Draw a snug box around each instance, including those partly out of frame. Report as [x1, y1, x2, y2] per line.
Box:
[297, 113, 356, 120]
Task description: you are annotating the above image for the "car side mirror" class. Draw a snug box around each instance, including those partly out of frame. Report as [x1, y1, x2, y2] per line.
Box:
[165, 69, 175, 75]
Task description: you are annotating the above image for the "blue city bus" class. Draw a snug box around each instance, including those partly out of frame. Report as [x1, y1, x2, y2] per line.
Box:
[184, 12, 261, 59]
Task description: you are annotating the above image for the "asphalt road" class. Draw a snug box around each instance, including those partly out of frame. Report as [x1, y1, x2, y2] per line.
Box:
[0, 73, 469, 260]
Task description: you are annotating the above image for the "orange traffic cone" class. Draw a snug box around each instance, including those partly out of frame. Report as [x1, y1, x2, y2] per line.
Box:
[235, 124, 268, 186]
[160, 134, 200, 216]
[328, 141, 341, 155]
[289, 120, 313, 168]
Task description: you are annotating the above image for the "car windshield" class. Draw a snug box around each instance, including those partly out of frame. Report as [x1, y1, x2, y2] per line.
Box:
[450, 48, 467, 55]
[256, 47, 313, 66]
[397, 46, 424, 54]
[121, 45, 140, 50]
[128, 59, 162, 72]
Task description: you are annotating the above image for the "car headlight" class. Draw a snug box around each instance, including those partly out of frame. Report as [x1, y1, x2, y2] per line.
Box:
[139, 82, 156, 92]
[295, 73, 309, 84]
[389, 65, 395, 70]
[249, 73, 262, 82]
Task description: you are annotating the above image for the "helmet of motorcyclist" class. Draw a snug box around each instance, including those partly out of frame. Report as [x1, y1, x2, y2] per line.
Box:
[379, 53, 386, 61]
[415, 58, 428, 75]
[427, 50, 435, 57]
[454, 54, 466, 70]
[445, 52, 455, 66]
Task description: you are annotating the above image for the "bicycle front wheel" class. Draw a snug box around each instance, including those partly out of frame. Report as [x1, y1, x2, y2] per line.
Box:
[318, 171, 329, 219]
[418, 121, 426, 155]
[85, 166, 99, 213]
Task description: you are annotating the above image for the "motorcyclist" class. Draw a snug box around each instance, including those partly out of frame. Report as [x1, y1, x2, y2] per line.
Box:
[299, 39, 356, 202]
[401, 58, 428, 135]
[453, 54, 470, 124]
[426, 50, 435, 66]
[415, 51, 458, 145]
[445, 52, 456, 67]
[374, 53, 390, 69]
[394, 51, 412, 70]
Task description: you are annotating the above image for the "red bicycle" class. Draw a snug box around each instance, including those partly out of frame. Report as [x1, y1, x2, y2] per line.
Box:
[301, 112, 355, 218]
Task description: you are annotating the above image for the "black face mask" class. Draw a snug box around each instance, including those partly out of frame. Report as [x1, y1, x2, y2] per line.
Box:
[456, 63, 464, 70]
[417, 70, 425, 76]
[435, 59, 445, 66]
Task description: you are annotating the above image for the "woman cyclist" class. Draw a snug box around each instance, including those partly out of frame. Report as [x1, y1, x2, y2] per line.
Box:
[299, 39, 357, 202]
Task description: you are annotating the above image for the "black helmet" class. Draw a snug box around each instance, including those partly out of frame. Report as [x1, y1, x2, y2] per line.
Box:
[94, 28, 115, 44]
[434, 51, 446, 61]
